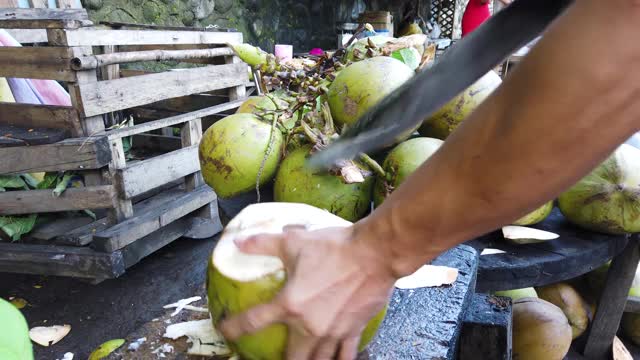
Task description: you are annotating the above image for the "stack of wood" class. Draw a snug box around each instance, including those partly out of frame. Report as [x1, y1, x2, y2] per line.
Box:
[0, 7, 249, 282]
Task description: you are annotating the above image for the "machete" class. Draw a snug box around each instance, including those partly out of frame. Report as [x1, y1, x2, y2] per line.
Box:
[308, 0, 574, 168]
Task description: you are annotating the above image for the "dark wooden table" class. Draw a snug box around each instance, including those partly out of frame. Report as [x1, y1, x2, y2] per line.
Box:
[466, 208, 629, 293]
[466, 207, 638, 359]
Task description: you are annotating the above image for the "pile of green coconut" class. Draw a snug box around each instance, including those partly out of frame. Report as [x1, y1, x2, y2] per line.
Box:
[198, 31, 640, 360]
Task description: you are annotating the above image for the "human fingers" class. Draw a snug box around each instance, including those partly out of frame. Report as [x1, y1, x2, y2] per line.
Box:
[235, 232, 287, 258]
[312, 338, 340, 360]
[218, 302, 285, 341]
[338, 335, 361, 360]
[286, 328, 319, 360]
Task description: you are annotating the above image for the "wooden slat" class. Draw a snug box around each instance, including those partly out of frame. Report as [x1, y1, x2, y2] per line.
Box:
[583, 239, 640, 358]
[625, 296, 640, 313]
[0, 47, 76, 81]
[51, 28, 243, 46]
[92, 185, 216, 252]
[0, 102, 82, 135]
[0, 185, 115, 215]
[117, 145, 200, 199]
[120, 216, 191, 268]
[0, 242, 125, 279]
[4, 29, 47, 43]
[0, 7, 88, 19]
[107, 138, 134, 222]
[0, 136, 111, 174]
[105, 99, 244, 140]
[0, 18, 89, 29]
[26, 216, 95, 244]
[0, 124, 68, 147]
[75, 62, 246, 117]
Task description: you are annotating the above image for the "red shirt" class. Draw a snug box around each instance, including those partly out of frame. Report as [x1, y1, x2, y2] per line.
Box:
[461, 0, 491, 37]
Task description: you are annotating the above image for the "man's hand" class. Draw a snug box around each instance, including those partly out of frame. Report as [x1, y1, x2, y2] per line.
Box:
[217, 226, 397, 359]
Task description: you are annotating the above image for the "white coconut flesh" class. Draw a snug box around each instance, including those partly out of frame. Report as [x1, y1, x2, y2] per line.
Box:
[212, 202, 352, 282]
[616, 144, 640, 189]
[502, 225, 559, 244]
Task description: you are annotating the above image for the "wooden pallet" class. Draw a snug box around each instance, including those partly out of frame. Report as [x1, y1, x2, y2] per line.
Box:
[0, 8, 248, 281]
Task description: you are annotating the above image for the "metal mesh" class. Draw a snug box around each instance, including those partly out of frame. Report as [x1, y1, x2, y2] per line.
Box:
[430, 0, 457, 38]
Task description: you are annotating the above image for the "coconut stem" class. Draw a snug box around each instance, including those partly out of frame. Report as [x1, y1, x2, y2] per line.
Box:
[255, 114, 280, 203]
[359, 153, 386, 177]
[301, 121, 320, 144]
[321, 102, 335, 135]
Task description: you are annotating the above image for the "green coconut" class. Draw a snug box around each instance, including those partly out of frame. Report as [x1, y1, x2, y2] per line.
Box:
[207, 202, 388, 360]
[494, 288, 538, 302]
[419, 70, 502, 139]
[229, 43, 268, 67]
[0, 298, 33, 360]
[536, 282, 591, 339]
[558, 144, 640, 235]
[273, 145, 374, 222]
[512, 298, 572, 360]
[236, 96, 282, 115]
[327, 56, 414, 130]
[373, 137, 443, 207]
[199, 113, 283, 198]
[513, 201, 554, 226]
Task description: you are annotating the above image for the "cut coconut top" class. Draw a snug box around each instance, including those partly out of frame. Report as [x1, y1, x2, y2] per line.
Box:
[213, 202, 352, 282]
[502, 225, 559, 241]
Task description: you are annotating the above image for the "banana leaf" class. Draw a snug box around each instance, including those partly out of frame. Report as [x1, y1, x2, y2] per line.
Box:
[0, 175, 28, 191]
[0, 215, 37, 242]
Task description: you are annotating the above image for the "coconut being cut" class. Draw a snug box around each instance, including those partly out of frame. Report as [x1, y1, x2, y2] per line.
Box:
[206, 202, 387, 360]
[207, 202, 460, 359]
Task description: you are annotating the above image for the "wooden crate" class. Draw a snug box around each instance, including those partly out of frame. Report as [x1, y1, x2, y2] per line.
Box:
[0, 8, 249, 281]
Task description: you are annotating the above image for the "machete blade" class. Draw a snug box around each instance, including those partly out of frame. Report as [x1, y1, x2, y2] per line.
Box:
[308, 0, 573, 169]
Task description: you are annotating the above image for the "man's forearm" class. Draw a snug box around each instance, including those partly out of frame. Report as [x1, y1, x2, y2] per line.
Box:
[354, 0, 640, 277]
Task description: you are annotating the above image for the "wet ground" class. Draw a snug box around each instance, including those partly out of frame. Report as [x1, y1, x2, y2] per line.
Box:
[0, 235, 218, 360]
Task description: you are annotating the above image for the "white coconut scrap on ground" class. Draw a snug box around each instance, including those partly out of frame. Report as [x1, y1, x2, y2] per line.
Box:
[29, 324, 71, 347]
[56, 352, 74, 360]
[163, 296, 208, 317]
[151, 343, 174, 358]
[163, 318, 232, 357]
[394, 264, 459, 289]
[127, 337, 147, 351]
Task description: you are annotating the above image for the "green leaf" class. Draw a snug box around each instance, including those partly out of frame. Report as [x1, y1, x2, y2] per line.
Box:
[53, 173, 74, 197]
[20, 174, 40, 189]
[0, 215, 37, 242]
[0, 175, 27, 190]
[88, 339, 125, 360]
[36, 173, 60, 190]
[391, 48, 420, 70]
[82, 209, 97, 221]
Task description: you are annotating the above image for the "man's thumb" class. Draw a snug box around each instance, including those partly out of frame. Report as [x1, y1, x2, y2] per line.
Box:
[234, 233, 285, 258]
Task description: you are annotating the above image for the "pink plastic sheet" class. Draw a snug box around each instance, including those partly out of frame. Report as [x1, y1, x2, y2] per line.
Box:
[0, 29, 71, 105]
